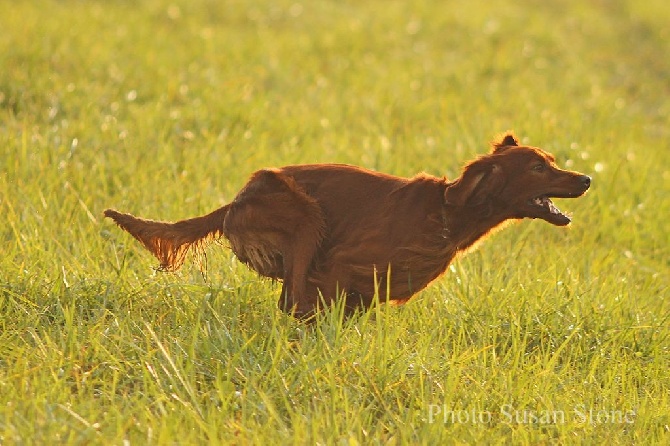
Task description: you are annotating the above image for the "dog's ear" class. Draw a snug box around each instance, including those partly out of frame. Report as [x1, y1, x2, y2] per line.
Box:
[492, 133, 519, 153]
[444, 162, 505, 207]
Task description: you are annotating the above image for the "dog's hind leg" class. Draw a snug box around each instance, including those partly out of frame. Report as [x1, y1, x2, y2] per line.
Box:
[222, 169, 326, 316]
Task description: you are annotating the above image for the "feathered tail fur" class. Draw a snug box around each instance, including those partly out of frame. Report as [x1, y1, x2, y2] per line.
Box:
[104, 205, 230, 271]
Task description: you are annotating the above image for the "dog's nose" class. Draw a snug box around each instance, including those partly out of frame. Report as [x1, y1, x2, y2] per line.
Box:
[580, 175, 591, 188]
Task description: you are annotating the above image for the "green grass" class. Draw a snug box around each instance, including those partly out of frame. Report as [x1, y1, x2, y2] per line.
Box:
[1, 0, 669, 443]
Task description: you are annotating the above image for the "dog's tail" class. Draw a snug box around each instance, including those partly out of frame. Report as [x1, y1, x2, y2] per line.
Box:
[104, 205, 230, 271]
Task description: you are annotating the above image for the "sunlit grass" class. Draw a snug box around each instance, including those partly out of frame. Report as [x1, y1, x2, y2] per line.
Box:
[1, 0, 668, 443]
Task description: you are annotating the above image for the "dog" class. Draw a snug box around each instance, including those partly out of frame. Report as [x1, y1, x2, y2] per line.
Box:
[104, 133, 590, 318]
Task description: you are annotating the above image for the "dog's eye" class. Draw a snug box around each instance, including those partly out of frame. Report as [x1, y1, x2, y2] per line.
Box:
[532, 163, 546, 172]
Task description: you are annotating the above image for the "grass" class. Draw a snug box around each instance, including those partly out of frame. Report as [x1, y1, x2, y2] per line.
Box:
[1, 0, 668, 443]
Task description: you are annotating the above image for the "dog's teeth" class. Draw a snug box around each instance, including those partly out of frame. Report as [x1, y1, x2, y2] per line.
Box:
[532, 196, 563, 215]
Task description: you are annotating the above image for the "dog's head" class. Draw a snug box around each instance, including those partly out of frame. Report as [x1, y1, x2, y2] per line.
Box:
[444, 133, 591, 226]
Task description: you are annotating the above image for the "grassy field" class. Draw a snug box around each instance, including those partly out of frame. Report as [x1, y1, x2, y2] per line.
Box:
[1, 0, 669, 443]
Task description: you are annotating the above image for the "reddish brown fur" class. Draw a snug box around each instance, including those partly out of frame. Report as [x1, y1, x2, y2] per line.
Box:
[105, 133, 590, 318]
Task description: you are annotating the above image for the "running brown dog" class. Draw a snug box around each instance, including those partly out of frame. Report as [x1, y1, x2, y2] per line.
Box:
[105, 133, 590, 318]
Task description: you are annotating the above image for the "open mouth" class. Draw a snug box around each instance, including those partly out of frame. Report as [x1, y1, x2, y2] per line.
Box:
[528, 195, 571, 225]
